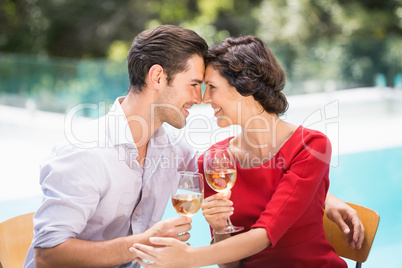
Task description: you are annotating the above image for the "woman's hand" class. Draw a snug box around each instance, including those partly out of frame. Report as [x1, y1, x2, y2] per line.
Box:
[324, 193, 365, 249]
[202, 191, 234, 233]
[130, 237, 193, 268]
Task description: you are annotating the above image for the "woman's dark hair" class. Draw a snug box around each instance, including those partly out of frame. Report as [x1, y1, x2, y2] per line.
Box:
[205, 36, 288, 115]
[127, 25, 208, 93]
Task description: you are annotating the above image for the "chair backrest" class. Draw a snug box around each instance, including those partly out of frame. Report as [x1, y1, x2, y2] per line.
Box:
[323, 202, 380, 265]
[0, 212, 35, 268]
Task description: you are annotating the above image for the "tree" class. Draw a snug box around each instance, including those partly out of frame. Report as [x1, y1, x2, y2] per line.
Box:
[255, 0, 402, 90]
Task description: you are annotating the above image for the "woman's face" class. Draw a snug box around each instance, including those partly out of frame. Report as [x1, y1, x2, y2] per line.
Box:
[203, 64, 243, 127]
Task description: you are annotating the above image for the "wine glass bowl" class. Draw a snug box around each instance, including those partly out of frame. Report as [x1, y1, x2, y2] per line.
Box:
[203, 147, 244, 234]
[171, 171, 204, 217]
[205, 169, 237, 192]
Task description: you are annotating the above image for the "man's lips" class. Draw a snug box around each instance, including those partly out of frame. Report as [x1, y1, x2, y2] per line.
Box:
[182, 105, 192, 116]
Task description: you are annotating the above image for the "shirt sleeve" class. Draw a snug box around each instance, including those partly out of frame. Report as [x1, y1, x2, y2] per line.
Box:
[251, 132, 332, 247]
[32, 146, 104, 248]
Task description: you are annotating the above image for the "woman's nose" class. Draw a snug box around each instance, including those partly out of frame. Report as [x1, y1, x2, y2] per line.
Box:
[203, 87, 211, 104]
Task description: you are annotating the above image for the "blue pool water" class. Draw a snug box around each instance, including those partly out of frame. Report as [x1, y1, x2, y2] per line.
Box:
[327, 146, 402, 267]
[1, 146, 401, 267]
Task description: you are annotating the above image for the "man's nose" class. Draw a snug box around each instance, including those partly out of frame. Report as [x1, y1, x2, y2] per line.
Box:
[192, 86, 202, 105]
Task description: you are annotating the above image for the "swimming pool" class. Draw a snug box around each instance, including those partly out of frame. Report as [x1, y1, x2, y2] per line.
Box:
[328, 146, 402, 267]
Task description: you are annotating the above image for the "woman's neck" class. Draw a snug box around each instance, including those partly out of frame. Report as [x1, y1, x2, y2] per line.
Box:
[230, 113, 297, 167]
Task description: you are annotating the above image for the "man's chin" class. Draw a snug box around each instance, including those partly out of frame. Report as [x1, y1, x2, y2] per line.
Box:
[166, 119, 186, 129]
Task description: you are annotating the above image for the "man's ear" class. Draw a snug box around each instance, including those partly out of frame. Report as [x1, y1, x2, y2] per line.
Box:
[148, 64, 165, 90]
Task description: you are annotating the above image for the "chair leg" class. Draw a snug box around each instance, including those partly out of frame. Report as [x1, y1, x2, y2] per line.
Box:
[356, 262, 362, 268]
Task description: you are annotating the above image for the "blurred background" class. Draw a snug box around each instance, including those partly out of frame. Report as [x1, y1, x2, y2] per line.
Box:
[1, 0, 402, 111]
[1, 0, 401, 267]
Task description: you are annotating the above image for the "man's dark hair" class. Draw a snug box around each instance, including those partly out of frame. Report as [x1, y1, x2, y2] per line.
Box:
[127, 25, 208, 93]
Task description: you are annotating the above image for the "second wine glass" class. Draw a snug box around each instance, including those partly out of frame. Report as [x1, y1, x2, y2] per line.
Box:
[171, 171, 204, 217]
[203, 147, 244, 234]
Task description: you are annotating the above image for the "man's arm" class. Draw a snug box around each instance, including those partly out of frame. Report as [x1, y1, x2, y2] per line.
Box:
[324, 193, 365, 249]
[34, 216, 192, 268]
[35, 235, 143, 268]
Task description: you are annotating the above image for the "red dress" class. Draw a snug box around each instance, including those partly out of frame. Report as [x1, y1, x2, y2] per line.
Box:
[198, 126, 347, 268]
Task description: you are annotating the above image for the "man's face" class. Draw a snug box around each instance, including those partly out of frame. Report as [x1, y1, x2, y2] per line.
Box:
[155, 55, 205, 129]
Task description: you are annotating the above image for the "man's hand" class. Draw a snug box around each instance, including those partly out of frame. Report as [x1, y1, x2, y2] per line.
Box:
[324, 193, 365, 249]
[142, 216, 192, 245]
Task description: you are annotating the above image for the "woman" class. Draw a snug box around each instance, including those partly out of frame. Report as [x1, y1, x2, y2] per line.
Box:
[130, 36, 356, 267]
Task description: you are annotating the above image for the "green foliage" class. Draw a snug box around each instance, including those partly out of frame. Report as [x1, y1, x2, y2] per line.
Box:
[0, 0, 401, 111]
[255, 0, 402, 92]
[107, 41, 131, 61]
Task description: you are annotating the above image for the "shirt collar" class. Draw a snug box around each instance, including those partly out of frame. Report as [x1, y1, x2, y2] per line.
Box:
[107, 97, 135, 147]
[106, 97, 170, 149]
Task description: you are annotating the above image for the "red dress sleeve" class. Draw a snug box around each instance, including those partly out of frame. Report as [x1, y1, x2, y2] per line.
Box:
[251, 130, 332, 247]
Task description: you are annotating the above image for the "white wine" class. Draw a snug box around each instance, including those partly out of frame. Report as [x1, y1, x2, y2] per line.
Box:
[205, 169, 237, 192]
[171, 193, 203, 216]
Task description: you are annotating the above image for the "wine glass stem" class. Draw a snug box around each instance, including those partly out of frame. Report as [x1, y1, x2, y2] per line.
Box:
[226, 216, 234, 227]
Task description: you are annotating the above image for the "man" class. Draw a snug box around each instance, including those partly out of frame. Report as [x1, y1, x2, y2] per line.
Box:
[24, 25, 208, 268]
[25, 25, 363, 268]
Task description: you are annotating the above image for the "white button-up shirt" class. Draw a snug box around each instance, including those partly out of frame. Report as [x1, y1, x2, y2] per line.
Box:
[24, 97, 198, 268]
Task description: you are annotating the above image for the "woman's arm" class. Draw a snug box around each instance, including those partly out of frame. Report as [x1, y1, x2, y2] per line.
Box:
[130, 228, 270, 268]
[211, 232, 241, 268]
[201, 191, 240, 268]
[324, 193, 365, 249]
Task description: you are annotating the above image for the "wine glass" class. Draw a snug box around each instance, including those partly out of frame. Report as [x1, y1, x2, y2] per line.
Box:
[203, 147, 244, 234]
[171, 171, 204, 217]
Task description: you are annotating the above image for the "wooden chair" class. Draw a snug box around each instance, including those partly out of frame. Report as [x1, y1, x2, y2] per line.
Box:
[0, 212, 35, 268]
[323, 202, 380, 268]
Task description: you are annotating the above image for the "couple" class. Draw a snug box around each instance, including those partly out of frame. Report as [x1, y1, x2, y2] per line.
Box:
[25, 25, 363, 268]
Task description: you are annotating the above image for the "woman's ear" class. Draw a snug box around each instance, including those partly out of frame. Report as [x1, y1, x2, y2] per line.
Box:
[148, 64, 165, 90]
